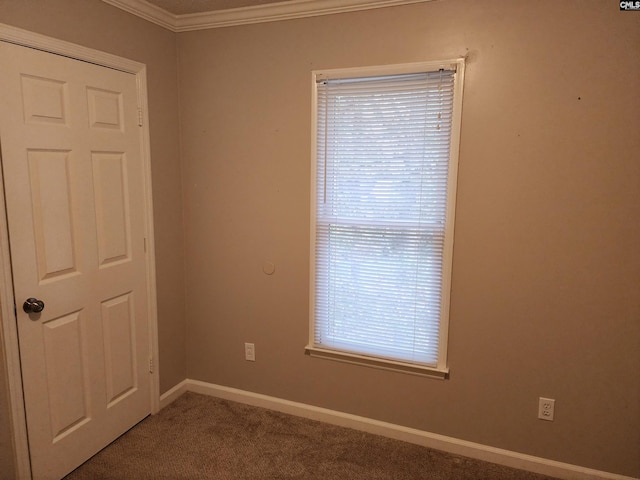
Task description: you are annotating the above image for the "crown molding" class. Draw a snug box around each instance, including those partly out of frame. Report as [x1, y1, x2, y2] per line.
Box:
[173, 0, 432, 31]
[101, 0, 176, 30]
[101, 0, 432, 32]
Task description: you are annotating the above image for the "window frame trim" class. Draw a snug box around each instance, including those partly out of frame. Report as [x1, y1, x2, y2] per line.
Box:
[307, 59, 466, 378]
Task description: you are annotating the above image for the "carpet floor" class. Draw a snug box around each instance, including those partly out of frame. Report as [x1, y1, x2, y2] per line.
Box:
[64, 392, 558, 479]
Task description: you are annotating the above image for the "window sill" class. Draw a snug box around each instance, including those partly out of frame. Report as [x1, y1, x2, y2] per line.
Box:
[305, 346, 449, 380]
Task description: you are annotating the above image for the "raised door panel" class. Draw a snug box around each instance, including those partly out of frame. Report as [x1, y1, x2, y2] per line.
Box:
[42, 311, 91, 442]
[87, 87, 123, 131]
[21, 74, 69, 126]
[101, 293, 137, 407]
[92, 152, 131, 267]
[27, 150, 79, 282]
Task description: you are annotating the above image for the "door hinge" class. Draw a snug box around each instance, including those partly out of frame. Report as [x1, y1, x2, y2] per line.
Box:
[137, 108, 143, 127]
[148, 357, 154, 374]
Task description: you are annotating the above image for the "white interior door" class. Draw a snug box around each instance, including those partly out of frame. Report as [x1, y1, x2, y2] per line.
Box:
[0, 41, 152, 480]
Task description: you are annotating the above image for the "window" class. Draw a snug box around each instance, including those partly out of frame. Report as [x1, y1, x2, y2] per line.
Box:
[307, 60, 465, 378]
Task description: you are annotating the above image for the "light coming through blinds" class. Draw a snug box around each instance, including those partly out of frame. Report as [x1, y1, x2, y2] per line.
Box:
[312, 68, 457, 368]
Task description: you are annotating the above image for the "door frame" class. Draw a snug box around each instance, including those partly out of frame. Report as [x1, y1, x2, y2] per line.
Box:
[0, 23, 161, 479]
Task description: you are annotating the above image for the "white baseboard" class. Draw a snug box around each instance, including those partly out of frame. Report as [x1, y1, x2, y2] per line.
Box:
[159, 379, 637, 480]
[159, 379, 189, 409]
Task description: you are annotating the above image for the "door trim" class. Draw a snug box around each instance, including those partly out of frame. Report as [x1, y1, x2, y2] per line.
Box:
[0, 23, 160, 479]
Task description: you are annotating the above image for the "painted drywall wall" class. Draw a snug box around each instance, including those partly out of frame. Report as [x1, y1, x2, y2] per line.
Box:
[178, 0, 640, 477]
[0, 1, 186, 474]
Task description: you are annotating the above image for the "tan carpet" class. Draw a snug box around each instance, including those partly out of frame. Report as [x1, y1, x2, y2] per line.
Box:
[64, 392, 558, 479]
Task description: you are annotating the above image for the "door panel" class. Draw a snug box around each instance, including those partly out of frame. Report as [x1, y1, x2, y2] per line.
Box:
[101, 292, 137, 406]
[42, 311, 90, 441]
[92, 152, 131, 266]
[21, 74, 69, 126]
[0, 41, 151, 480]
[87, 88, 123, 131]
[28, 149, 79, 280]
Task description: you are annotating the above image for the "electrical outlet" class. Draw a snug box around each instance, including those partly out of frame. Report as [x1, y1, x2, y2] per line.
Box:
[538, 397, 555, 421]
[244, 342, 255, 361]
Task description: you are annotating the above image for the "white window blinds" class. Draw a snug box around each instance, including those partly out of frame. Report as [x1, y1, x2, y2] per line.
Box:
[310, 63, 462, 374]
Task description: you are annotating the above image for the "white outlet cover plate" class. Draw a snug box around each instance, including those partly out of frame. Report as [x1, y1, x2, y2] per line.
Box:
[244, 342, 255, 361]
[538, 397, 555, 421]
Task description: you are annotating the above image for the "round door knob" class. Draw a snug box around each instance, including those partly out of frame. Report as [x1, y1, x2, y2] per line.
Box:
[23, 298, 45, 314]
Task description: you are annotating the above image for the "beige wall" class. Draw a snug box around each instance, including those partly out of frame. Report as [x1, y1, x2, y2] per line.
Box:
[178, 1, 639, 477]
[0, 1, 186, 475]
